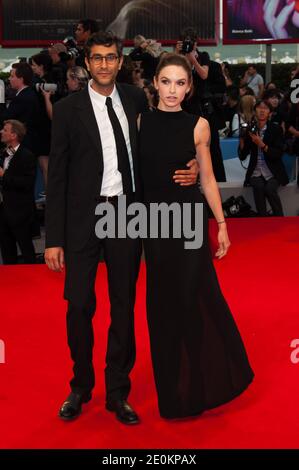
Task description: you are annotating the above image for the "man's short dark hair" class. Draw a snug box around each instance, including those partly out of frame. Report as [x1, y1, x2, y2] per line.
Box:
[240, 85, 255, 96]
[31, 53, 53, 74]
[12, 62, 34, 86]
[180, 27, 198, 43]
[85, 31, 123, 59]
[248, 64, 257, 70]
[78, 19, 99, 34]
[262, 89, 281, 101]
[254, 99, 273, 112]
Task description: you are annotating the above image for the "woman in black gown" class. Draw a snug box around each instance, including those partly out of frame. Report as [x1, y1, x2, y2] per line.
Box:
[139, 53, 254, 420]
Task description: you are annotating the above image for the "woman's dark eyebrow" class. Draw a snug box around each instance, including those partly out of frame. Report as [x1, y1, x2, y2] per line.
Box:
[160, 76, 187, 81]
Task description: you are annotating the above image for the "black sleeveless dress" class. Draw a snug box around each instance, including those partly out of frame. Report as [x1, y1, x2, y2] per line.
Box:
[139, 109, 254, 419]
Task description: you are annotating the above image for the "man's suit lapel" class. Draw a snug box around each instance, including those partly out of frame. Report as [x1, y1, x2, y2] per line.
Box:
[4, 147, 20, 174]
[74, 87, 103, 166]
[8, 87, 27, 109]
[263, 121, 274, 146]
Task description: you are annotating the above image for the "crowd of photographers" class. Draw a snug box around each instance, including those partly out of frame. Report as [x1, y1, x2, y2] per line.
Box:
[0, 22, 298, 264]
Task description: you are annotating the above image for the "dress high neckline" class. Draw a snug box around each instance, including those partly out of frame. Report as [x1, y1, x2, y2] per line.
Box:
[155, 108, 185, 118]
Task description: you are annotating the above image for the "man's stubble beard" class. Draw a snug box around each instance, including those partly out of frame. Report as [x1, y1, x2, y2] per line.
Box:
[91, 74, 116, 93]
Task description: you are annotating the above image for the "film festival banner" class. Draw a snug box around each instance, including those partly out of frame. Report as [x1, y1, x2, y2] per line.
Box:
[0, 0, 217, 46]
[223, 0, 299, 44]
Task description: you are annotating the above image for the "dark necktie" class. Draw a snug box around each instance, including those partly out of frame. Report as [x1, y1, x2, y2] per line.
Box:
[105, 96, 133, 194]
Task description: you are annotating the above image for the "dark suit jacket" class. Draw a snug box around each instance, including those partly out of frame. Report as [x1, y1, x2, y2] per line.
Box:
[45, 83, 148, 251]
[0, 87, 40, 154]
[1, 145, 37, 227]
[238, 121, 289, 186]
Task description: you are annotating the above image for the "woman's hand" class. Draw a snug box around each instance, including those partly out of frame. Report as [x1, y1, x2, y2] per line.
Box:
[263, 0, 295, 39]
[215, 224, 231, 259]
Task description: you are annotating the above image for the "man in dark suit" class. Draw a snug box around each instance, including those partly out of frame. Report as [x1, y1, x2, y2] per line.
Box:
[45, 31, 198, 425]
[239, 100, 289, 216]
[0, 120, 36, 264]
[0, 63, 40, 155]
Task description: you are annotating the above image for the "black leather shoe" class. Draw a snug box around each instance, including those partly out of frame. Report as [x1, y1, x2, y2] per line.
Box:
[59, 391, 92, 421]
[106, 399, 140, 425]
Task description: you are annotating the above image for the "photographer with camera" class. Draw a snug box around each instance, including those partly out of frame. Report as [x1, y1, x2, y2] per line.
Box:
[129, 35, 160, 81]
[239, 100, 289, 216]
[41, 66, 89, 120]
[48, 42, 68, 84]
[176, 28, 226, 182]
[31, 53, 65, 190]
[74, 19, 99, 69]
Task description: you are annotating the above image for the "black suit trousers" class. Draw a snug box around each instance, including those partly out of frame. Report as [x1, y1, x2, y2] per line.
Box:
[64, 205, 142, 401]
[0, 206, 36, 264]
[249, 176, 284, 216]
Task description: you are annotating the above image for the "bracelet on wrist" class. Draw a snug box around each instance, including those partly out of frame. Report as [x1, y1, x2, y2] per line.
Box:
[217, 220, 226, 225]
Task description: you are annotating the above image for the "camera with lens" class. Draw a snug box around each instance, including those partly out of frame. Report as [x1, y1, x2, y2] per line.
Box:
[240, 119, 259, 138]
[239, 122, 249, 138]
[35, 83, 58, 93]
[63, 48, 80, 61]
[181, 37, 195, 55]
[249, 119, 259, 135]
[61, 36, 80, 61]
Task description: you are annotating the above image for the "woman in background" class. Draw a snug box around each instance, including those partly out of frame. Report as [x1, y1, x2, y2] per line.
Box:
[231, 95, 256, 137]
[31, 53, 55, 190]
[42, 66, 89, 121]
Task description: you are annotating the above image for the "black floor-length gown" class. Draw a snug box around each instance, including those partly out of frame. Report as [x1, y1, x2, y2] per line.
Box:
[139, 109, 254, 419]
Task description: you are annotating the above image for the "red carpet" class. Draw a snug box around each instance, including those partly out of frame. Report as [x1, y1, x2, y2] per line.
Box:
[0, 217, 299, 449]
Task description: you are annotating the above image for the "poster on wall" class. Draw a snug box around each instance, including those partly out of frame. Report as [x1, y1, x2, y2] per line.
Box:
[0, 0, 84, 44]
[223, 0, 299, 44]
[0, 0, 218, 46]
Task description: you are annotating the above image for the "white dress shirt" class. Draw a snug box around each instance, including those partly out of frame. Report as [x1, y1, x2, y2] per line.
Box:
[88, 80, 135, 196]
[3, 144, 20, 171]
[15, 86, 29, 97]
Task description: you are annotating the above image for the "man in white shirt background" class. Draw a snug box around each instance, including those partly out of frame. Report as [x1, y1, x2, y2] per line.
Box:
[241, 64, 264, 99]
